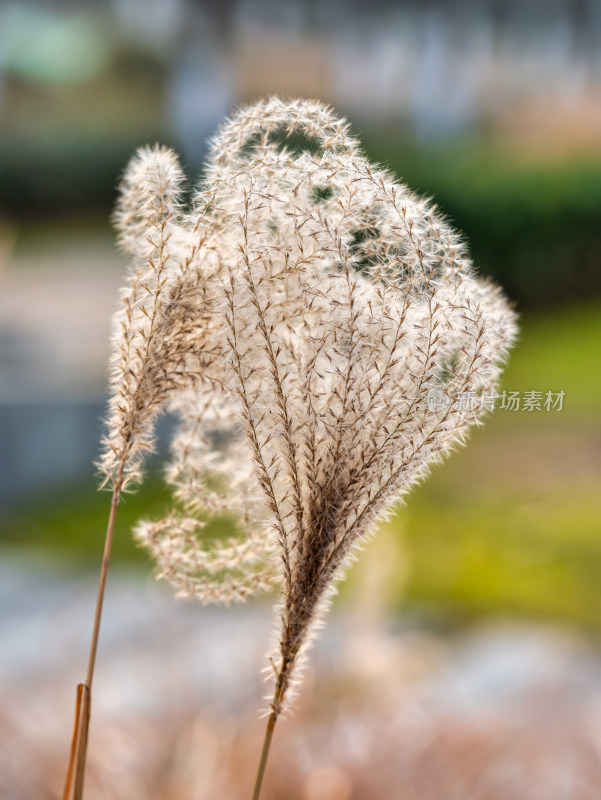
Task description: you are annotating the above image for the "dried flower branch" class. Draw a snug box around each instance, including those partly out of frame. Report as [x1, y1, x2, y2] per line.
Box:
[64, 145, 205, 799]
[66, 97, 516, 799]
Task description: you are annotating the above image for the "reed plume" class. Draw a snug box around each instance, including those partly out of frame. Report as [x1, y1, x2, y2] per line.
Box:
[63, 145, 212, 799]
[66, 97, 517, 799]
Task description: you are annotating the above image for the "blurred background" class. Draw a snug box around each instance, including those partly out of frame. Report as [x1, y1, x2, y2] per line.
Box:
[1, 0, 600, 797]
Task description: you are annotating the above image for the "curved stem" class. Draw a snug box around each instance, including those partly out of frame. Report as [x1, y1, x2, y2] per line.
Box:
[72, 685, 91, 799]
[251, 711, 277, 800]
[63, 476, 123, 799]
[62, 683, 88, 800]
[84, 483, 122, 689]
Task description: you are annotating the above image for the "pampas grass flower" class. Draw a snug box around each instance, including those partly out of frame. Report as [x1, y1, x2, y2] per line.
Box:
[64, 97, 516, 800]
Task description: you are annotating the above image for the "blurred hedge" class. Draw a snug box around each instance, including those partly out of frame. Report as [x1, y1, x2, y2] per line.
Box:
[0, 134, 165, 220]
[365, 136, 601, 308]
[1, 133, 600, 307]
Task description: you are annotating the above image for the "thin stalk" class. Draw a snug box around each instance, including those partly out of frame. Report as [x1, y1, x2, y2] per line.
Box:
[62, 684, 88, 800]
[72, 687, 91, 800]
[63, 473, 123, 800]
[251, 711, 277, 800]
[251, 677, 285, 800]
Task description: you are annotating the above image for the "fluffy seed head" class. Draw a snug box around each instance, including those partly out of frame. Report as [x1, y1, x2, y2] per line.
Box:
[104, 97, 517, 714]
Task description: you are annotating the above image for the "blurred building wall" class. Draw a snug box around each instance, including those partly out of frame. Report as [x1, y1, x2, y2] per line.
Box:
[2, 0, 601, 161]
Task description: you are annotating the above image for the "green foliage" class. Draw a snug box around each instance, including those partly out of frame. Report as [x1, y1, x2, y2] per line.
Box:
[497, 301, 601, 423]
[363, 135, 601, 307]
[0, 477, 236, 567]
[0, 134, 148, 219]
[397, 475, 601, 629]
[310, 184, 334, 203]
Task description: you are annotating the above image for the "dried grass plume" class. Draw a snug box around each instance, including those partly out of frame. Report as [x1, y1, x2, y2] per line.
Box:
[101, 97, 517, 796]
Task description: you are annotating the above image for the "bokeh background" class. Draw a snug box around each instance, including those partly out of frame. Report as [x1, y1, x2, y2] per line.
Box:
[1, 1, 600, 798]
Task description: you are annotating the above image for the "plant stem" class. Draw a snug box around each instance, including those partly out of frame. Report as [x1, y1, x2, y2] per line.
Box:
[62, 683, 88, 800]
[63, 475, 123, 800]
[85, 483, 122, 689]
[251, 710, 277, 800]
[72, 686, 91, 800]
